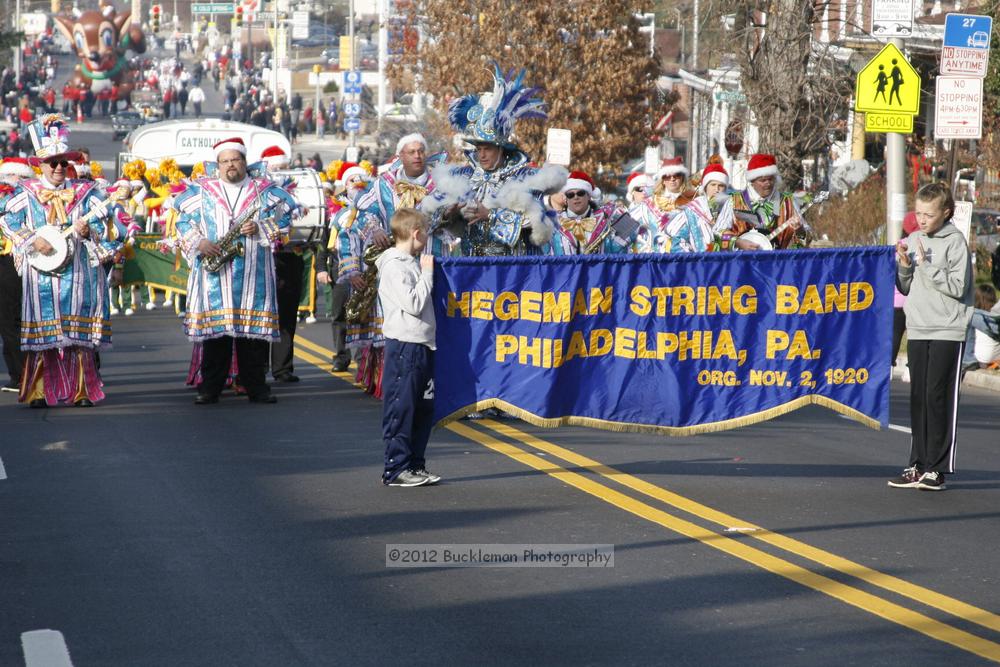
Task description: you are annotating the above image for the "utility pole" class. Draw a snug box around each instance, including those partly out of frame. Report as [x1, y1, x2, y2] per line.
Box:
[348, 0, 356, 150]
[377, 0, 386, 132]
[885, 36, 906, 246]
[14, 0, 21, 87]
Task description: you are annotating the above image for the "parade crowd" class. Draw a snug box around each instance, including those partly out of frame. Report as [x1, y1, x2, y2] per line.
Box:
[1, 65, 998, 490]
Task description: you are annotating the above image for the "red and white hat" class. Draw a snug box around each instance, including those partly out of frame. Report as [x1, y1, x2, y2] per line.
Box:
[0, 157, 35, 178]
[745, 153, 778, 181]
[700, 163, 729, 188]
[337, 162, 369, 185]
[213, 137, 247, 157]
[626, 172, 650, 192]
[260, 145, 288, 168]
[655, 157, 688, 182]
[561, 170, 594, 196]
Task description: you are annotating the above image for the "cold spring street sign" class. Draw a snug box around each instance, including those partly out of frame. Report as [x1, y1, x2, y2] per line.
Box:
[941, 13, 992, 77]
[855, 43, 920, 116]
[934, 76, 983, 139]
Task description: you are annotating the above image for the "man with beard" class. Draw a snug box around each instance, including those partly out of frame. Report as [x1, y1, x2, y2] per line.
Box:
[172, 137, 297, 404]
[328, 134, 454, 392]
[713, 153, 806, 250]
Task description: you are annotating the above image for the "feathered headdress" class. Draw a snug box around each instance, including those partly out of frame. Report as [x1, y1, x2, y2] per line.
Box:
[447, 61, 547, 149]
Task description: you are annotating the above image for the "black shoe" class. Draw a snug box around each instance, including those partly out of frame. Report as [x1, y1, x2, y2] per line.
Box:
[74, 398, 94, 408]
[274, 373, 300, 383]
[194, 393, 219, 405]
[331, 358, 350, 372]
[887, 466, 921, 489]
[248, 393, 277, 404]
[29, 398, 47, 409]
[1, 380, 18, 393]
[916, 471, 946, 491]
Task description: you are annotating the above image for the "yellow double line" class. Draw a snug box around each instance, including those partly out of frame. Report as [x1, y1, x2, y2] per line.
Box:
[294, 334, 1000, 662]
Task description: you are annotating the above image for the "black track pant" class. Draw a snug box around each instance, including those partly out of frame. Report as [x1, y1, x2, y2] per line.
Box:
[907, 339, 963, 474]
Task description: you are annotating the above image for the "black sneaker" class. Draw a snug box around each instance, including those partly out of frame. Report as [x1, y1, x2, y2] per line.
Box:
[888, 466, 921, 488]
[413, 468, 442, 485]
[917, 471, 946, 491]
[385, 470, 429, 487]
[331, 358, 350, 372]
[1, 381, 18, 393]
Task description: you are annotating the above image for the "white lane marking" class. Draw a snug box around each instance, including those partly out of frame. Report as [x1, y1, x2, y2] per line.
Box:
[838, 415, 912, 434]
[0, 456, 6, 480]
[21, 630, 74, 667]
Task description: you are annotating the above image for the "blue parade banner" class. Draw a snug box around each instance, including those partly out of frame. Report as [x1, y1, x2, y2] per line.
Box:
[432, 247, 895, 435]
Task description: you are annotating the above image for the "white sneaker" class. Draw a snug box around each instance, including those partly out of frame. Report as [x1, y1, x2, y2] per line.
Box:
[145, 302, 156, 310]
[305, 315, 317, 324]
[110, 307, 120, 315]
[901, 367, 910, 383]
[124, 308, 134, 316]
[162, 299, 173, 307]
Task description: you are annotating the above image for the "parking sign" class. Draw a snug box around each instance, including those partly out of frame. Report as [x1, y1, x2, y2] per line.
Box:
[941, 14, 992, 76]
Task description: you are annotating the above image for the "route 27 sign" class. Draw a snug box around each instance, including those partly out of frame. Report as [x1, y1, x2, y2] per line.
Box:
[941, 14, 993, 77]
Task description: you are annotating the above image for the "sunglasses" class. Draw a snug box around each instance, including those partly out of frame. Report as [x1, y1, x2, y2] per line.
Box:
[45, 160, 70, 168]
[564, 190, 589, 199]
[662, 174, 684, 180]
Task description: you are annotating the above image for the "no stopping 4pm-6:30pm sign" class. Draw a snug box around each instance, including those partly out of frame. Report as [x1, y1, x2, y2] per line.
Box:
[935, 76, 983, 139]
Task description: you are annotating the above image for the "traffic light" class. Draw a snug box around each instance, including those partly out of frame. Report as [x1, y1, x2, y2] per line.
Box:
[234, 5, 244, 28]
[151, 4, 161, 32]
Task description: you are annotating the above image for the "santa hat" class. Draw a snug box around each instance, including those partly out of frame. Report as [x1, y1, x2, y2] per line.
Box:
[336, 162, 369, 185]
[626, 172, 650, 192]
[213, 137, 247, 157]
[745, 153, 779, 181]
[260, 145, 289, 168]
[655, 157, 688, 182]
[395, 132, 428, 156]
[700, 163, 729, 188]
[561, 170, 594, 196]
[0, 157, 35, 178]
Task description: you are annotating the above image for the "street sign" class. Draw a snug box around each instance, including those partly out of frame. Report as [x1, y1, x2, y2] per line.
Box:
[545, 128, 572, 166]
[343, 102, 361, 118]
[941, 14, 992, 77]
[344, 118, 361, 132]
[864, 112, 913, 134]
[191, 2, 233, 13]
[291, 11, 309, 40]
[339, 35, 356, 70]
[934, 76, 983, 139]
[871, 0, 913, 37]
[343, 70, 362, 95]
[952, 201, 973, 242]
[854, 43, 920, 116]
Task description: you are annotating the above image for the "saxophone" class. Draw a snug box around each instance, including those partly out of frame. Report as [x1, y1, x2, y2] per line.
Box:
[203, 203, 260, 272]
[345, 236, 394, 324]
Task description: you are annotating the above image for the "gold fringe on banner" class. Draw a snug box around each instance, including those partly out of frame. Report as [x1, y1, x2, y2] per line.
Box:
[435, 395, 881, 437]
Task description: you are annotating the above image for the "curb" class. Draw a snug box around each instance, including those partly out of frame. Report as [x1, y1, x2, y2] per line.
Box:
[892, 363, 1000, 393]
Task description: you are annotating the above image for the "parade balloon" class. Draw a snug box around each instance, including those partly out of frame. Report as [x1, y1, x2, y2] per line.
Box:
[54, 1, 147, 96]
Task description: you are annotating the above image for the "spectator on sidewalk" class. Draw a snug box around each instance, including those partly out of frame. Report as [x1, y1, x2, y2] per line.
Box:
[889, 182, 973, 492]
[189, 84, 205, 117]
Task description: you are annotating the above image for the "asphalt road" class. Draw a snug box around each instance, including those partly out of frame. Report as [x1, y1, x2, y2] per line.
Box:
[2, 309, 999, 666]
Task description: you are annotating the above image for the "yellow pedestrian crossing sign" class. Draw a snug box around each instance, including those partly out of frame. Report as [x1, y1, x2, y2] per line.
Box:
[854, 43, 921, 116]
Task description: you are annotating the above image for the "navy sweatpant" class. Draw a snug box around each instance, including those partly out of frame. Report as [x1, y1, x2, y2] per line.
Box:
[382, 339, 435, 482]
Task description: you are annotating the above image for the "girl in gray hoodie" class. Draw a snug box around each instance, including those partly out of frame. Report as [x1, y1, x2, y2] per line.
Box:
[889, 183, 973, 492]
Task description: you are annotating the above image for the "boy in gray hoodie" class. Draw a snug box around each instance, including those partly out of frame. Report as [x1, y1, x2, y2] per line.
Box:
[375, 208, 440, 487]
[890, 183, 973, 491]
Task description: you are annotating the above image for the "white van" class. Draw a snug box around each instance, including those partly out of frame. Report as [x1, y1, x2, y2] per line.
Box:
[118, 118, 291, 173]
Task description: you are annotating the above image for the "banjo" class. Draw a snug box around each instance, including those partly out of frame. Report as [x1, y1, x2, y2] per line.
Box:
[737, 191, 829, 250]
[26, 195, 116, 276]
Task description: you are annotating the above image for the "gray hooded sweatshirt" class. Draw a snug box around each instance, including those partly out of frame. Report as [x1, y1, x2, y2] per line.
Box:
[896, 222, 973, 342]
[376, 247, 436, 349]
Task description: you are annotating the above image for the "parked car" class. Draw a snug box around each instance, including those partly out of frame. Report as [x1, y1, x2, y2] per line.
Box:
[111, 110, 147, 140]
